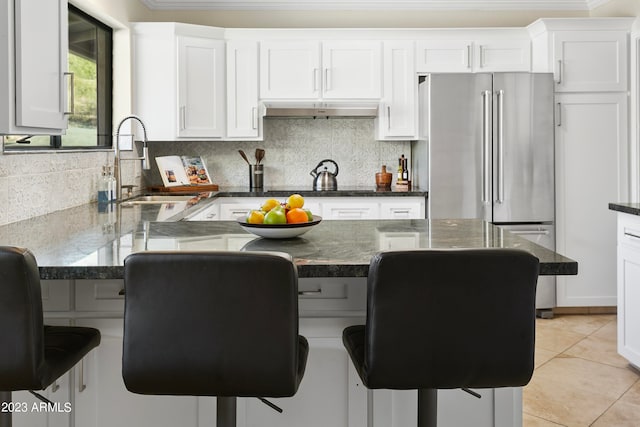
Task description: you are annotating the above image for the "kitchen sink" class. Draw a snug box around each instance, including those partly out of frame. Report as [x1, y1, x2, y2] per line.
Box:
[120, 195, 197, 206]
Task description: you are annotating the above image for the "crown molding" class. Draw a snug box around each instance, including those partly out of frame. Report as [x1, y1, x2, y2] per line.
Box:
[140, 0, 612, 12]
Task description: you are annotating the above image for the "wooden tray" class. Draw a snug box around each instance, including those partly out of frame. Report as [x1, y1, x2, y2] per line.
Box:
[147, 184, 219, 193]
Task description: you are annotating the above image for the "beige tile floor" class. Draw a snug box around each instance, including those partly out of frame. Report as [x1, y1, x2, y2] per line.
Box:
[523, 314, 640, 427]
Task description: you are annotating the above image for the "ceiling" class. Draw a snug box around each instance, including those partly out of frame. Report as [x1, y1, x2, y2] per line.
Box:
[140, 0, 612, 11]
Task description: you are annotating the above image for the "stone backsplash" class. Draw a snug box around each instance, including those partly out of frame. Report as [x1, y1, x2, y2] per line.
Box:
[145, 118, 411, 191]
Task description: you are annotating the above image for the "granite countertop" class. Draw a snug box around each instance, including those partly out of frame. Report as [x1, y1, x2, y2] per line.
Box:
[209, 186, 428, 197]
[609, 202, 640, 216]
[0, 200, 577, 280]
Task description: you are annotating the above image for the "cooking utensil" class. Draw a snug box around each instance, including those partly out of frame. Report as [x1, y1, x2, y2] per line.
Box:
[238, 150, 251, 165]
[310, 159, 339, 191]
[255, 148, 265, 164]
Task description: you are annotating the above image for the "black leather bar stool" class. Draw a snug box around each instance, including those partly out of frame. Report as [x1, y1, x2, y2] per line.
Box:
[122, 251, 308, 427]
[343, 248, 539, 427]
[0, 246, 101, 427]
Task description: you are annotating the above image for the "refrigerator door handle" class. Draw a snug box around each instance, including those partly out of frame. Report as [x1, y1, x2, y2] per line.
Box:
[496, 89, 504, 204]
[482, 90, 491, 204]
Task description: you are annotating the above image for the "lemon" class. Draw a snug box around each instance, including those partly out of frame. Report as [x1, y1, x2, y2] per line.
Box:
[286, 194, 305, 210]
[261, 198, 280, 212]
[247, 210, 265, 224]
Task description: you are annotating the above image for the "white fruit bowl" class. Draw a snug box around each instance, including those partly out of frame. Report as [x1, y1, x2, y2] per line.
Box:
[237, 215, 322, 239]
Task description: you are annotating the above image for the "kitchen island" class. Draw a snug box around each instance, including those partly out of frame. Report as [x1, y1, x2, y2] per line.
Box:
[0, 201, 576, 427]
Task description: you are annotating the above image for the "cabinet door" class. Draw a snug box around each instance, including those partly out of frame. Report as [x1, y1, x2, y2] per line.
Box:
[555, 93, 628, 307]
[260, 41, 320, 99]
[618, 243, 640, 368]
[238, 318, 367, 427]
[74, 318, 211, 427]
[379, 41, 416, 139]
[415, 40, 472, 72]
[473, 39, 531, 72]
[553, 31, 628, 92]
[321, 41, 381, 99]
[379, 199, 425, 219]
[12, 0, 68, 132]
[227, 40, 260, 139]
[177, 36, 225, 138]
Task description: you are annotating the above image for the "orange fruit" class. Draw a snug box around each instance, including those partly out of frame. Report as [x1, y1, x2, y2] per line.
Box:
[286, 208, 309, 224]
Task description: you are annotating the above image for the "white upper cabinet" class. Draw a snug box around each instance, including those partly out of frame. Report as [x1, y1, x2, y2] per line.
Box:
[260, 41, 321, 99]
[259, 40, 381, 100]
[473, 39, 531, 72]
[416, 40, 473, 72]
[226, 40, 261, 139]
[528, 18, 634, 92]
[321, 41, 382, 99]
[553, 31, 628, 92]
[1, 0, 68, 134]
[377, 41, 417, 139]
[132, 23, 225, 140]
[416, 35, 530, 73]
[177, 36, 225, 138]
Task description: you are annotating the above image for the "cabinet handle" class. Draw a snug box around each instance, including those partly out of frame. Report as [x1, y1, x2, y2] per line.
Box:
[51, 380, 60, 393]
[313, 68, 319, 92]
[467, 45, 472, 69]
[387, 106, 391, 130]
[624, 230, 640, 240]
[180, 106, 186, 130]
[324, 68, 331, 91]
[79, 358, 86, 393]
[118, 288, 125, 296]
[479, 45, 484, 68]
[63, 72, 75, 115]
[556, 102, 562, 127]
[298, 289, 322, 296]
[252, 107, 258, 130]
[557, 59, 563, 84]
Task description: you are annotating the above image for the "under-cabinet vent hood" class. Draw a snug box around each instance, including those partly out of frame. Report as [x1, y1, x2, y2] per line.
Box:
[263, 102, 378, 119]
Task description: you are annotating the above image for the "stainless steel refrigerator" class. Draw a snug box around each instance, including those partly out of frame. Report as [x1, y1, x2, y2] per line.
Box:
[412, 73, 556, 310]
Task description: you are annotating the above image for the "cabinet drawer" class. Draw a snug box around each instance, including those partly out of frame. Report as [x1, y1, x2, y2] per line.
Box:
[618, 213, 640, 250]
[75, 279, 125, 312]
[322, 202, 379, 220]
[185, 203, 220, 221]
[41, 280, 72, 312]
[298, 278, 366, 316]
[379, 201, 425, 219]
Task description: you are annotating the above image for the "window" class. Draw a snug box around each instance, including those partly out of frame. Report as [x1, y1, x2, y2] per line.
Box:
[4, 4, 112, 150]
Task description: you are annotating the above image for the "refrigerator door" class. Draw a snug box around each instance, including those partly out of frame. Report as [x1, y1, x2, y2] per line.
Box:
[492, 73, 555, 223]
[427, 73, 493, 220]
[498, 224, 556, 309]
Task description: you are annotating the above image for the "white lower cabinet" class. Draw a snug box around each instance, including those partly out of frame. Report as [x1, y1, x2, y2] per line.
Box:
[238, 318, 367, 427]
[322, 201, 380, 220]
[616, 213, 640, 369]
[73, 318, 212, 427]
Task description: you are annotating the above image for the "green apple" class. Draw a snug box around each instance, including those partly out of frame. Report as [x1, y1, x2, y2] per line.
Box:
[264, 208, 286, 224]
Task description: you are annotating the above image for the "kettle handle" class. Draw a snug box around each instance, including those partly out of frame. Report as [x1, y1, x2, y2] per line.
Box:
[313, 159, 339, 177]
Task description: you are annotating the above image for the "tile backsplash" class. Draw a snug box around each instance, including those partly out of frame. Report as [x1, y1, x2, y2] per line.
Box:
[0, 119, 410, 226]
[145, 118, 411, 190]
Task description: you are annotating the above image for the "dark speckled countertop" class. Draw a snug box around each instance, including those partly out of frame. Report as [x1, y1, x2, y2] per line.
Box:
[609, 203, 640, 216]
[0, 192, 577, 279]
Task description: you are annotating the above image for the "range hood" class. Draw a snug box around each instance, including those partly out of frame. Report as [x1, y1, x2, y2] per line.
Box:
[263, 102, 378, 118]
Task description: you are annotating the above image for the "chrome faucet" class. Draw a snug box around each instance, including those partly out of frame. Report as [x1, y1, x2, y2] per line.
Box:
[114, 115, 151, 200]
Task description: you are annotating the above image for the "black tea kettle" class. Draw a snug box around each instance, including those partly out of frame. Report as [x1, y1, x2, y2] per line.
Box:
[310, 159, 339, 191]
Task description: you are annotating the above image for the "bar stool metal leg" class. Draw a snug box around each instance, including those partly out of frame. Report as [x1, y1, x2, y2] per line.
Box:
[0, 391, 12, 427]
[417, 389, 437, 427]
[216, 396, 237, 427]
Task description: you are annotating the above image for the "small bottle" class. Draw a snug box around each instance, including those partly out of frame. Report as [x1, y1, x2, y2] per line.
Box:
[106, 166, 116, 202]
[402, 156, 409, 182]
[397, 157, 403, 182]
[98, 166, 109, 203]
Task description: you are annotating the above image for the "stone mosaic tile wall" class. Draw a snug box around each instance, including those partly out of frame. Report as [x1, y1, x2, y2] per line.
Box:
[0, 119, 411, 225]
[145, 118, 411, 190]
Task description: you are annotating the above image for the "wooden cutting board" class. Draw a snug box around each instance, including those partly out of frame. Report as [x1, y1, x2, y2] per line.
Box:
[147, 184, 219, 193]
